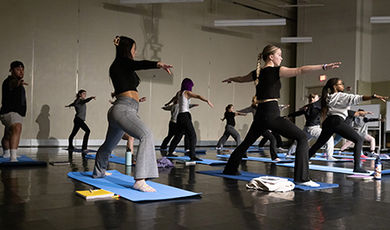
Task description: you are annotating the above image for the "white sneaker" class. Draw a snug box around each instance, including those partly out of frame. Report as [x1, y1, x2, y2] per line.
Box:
[296, 180, 320, 187]
[2, 152, 10, 158]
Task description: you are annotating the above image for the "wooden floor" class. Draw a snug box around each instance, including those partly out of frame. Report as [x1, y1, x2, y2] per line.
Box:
[1, 147, 390, 230]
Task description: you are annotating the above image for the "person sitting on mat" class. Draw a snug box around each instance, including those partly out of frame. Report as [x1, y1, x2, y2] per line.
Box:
[287, 93, 336, 160]
[165, 78, 213, 161]
[92, 35, 172, 192]
[216, 104, 246, 150]
[340, 109, 383, 157]
[0, 61, 27, 161]
[308, 78, 388, 173]
[66, 89, 95, 154]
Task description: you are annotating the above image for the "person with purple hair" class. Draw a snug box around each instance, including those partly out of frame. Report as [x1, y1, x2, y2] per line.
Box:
[166, 78, 213, 161]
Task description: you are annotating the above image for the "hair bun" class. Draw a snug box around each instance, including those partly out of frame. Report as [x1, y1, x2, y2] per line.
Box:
[113, 36, 120, 46]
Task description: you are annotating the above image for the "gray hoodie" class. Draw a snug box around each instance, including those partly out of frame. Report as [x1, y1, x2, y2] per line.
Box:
[327, 92, 363, 119]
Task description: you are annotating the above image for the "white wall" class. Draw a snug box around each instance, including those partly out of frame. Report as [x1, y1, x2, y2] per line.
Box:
[0, 0, 295, 145]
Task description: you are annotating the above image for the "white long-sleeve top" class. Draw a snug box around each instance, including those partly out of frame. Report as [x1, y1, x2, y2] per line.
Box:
[327, 92, 363, 119]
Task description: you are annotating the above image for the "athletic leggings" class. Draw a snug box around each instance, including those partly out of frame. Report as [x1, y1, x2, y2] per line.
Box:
[93, 97, 158, 179]
[160, 121, 190, 150]
[258, 131, 283, 148]
[223, 101, 310, 182]
[216, 125, 241, 148]
[68, 116, 90, 150]
[168, 112, 197, 157]
[309, 115, 364, 170]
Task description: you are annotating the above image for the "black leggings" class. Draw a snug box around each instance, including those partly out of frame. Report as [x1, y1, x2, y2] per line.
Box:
[223, 101, 309, 182]
[261, 130, 278, 160]
[160, 121, 190, 150]
[258, 131, 283, 148]
[309, 115, 364, 170]
[168, 112, 197, 157]
[68, 117, 90, 150]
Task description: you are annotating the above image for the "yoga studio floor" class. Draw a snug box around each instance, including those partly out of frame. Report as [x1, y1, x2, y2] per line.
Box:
[1, 147, 390, 230]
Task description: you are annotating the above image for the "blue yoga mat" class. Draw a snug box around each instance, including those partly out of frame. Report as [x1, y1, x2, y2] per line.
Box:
[197, 170, 338, 191]
[0, 155, 47, 167]
[276, 162, 374, 175]
[68, 170, 201, 202]
[288, 155, 352, 162]
[217, 154, 293, 163]
[166, 156, 226, 165]
[85, 154, 127, 165]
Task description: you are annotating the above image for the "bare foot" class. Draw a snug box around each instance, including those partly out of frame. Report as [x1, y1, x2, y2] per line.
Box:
[105, 172, 112, 176]
[133, 180, 156, 192]
[273, 158, 281, 161]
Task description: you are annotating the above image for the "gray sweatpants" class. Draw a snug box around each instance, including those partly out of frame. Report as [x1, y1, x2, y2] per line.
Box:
[216, 125, 241, 148]
[93, 97, 158, 180]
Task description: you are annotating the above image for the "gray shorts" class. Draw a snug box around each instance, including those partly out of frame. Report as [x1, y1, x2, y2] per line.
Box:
[0, 112, 23, 127]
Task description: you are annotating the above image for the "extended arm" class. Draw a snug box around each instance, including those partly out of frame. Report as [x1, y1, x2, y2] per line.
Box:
[186, 91, 213, 108]
[222, 71, 254, 83]
[279, 62, 341, 78]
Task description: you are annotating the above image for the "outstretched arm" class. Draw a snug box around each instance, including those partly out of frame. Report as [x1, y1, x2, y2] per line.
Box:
[222, 71, 254, 83]
[185, 91, 213, 108]
[235, 112, 247, 116]
[362, 94, 388, 102]
[279, 62, 341, 78]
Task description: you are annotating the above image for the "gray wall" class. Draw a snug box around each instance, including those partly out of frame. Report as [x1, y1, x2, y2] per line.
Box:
[0, 0, 295, 146]
[295, 0, 390, 128]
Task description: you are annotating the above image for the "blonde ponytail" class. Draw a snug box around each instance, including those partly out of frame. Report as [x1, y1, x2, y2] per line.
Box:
[255, 53, 262, 85]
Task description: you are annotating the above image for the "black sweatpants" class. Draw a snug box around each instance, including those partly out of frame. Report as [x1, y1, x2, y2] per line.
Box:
[168, 112, 197, 158]
[68, 116, 90, 150]
[223, 101, 310, 182]
[309, 115, 364, 170]
[160, 121, 190, 150]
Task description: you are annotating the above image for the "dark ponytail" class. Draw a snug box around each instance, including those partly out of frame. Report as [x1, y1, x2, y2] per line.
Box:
[320, 78, 339, 119]
[221, 104, 233, 121]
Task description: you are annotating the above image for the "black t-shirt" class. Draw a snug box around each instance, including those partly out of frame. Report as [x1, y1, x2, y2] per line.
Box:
[288, 100, 322, 127]
[224, 111, 235, 127]
[303, 101, 322, 126]
[110, 57, 158, 95]
[251, 66, 281, 99]
[0, 76, 26, 116]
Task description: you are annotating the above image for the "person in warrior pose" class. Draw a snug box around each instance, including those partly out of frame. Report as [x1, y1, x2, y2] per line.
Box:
[222, 44, 341, 186]
[308, 78, 387, 173]
[93, 36, 172, 192]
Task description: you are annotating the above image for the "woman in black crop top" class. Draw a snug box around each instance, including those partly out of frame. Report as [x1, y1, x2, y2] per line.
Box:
[93, 36, 172, 192]
[216, 104, 246, 150]
[222, 44, 341, 187]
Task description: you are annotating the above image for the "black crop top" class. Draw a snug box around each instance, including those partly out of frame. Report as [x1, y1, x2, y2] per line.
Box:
[224, 111, 236, 127]
[251, 66, 281, 100]
[109, 57, 158, 94]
